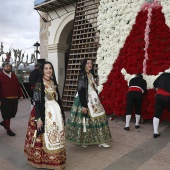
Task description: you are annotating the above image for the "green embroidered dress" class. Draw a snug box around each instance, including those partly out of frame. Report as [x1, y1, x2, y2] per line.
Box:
[66, 73, 112, 145]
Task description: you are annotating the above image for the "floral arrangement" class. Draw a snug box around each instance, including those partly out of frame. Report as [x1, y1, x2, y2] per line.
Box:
[97, 0, 170, 120]
[97, 0, 145, 92]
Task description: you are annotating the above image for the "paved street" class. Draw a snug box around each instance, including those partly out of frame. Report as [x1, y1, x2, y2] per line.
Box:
[0, 99, 170, 170]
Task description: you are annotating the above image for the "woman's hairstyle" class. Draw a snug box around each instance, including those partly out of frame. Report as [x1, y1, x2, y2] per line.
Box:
[39, 61, 58, 86]
[80, 58, 94, 75]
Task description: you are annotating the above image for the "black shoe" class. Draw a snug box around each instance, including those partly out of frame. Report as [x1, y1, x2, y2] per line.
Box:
[153, 134, 160, 138]
[7, 130, 16, 136]
[0, 121, 6, 129]
[124, 127, 129, 131]
[135, 125, 140, 129]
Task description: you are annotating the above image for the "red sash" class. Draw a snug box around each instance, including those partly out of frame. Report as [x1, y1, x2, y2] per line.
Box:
[157, 88, 170, 96]
[128, 87, 142, 93]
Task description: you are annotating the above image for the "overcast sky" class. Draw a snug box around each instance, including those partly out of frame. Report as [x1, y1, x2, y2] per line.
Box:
[0, 0, 39, 58]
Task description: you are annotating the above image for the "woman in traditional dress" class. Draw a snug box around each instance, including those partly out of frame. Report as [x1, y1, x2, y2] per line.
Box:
[24, 62, 66, 169]
[66, 58, 112, 147]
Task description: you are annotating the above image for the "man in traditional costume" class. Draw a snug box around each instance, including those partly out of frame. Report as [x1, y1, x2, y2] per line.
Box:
[124, 74, 147, 131]
[0, 62, 23, 136]
[152, 72, 170, 138]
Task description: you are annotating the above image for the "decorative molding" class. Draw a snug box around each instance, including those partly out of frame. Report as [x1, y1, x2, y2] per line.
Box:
[47, 43, 68, 53]
[54, 12, 75, 44]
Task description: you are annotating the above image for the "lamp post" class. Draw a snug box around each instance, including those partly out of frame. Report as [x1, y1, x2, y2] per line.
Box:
[33, 41, 40, 61]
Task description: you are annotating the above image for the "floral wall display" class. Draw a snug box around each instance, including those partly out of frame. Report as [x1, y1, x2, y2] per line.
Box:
[97, 0, 170, 120]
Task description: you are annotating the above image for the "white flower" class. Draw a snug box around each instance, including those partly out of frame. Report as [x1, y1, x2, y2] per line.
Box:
[97, 0, 145, 88]
[121, 68, 126, 75]
[97, 85, 103, 93]
[161, 1, 170, 27]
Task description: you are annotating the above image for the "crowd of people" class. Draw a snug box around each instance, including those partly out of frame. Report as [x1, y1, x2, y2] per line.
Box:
[0, 58, 170, 169]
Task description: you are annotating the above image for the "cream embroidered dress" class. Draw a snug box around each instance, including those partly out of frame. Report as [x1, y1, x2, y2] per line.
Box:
[44, 81, 65, 151]
[66, 73, 112, 145]
[87, 73, 105, 118]
[24, 81, 66, 170]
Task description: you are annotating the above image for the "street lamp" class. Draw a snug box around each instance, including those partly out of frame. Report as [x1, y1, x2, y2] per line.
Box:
[33, 41, 40, 60]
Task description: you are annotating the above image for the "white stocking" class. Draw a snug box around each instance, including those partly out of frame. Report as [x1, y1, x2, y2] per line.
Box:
[153, 117, 160, 134]
[135, 114, 141, 126]
[125, 115, 131, 127]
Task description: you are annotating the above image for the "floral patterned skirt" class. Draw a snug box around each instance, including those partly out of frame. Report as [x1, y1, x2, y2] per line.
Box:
[24, 108, 66, 170]
[66, 96, 112, 145]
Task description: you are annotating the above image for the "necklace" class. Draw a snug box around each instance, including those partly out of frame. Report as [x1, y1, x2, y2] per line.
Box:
[43, 77, 50, 81]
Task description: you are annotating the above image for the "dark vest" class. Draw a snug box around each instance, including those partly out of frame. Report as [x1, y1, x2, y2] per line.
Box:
[129, 77, 147, 94]
[153, 73, 170, 93]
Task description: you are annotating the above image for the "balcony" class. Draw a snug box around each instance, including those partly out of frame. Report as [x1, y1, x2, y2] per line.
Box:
[34, 0, 77, 12]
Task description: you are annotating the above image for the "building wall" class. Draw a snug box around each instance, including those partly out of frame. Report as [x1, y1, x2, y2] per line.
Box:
[39, 12, 50, 60]
[39, 4, 75, 94]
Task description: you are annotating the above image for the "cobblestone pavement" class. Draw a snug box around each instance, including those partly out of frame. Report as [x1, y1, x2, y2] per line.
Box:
[0, 99, 170, 170]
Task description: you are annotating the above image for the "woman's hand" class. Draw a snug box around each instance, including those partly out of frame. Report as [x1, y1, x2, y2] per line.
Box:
[37, 119, 43, 131]
[82, 107, 88, 114]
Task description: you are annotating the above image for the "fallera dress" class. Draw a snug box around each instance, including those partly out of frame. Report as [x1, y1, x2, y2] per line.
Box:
[66, 73, 112, 145]
[24, 81, 66, 170]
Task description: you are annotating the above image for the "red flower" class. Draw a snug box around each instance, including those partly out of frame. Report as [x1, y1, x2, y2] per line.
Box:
[100, 6, 170, 121]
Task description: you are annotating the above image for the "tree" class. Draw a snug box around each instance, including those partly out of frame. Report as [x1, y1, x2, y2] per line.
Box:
[13, 49, 36, 75]
[0, 42, 36, 75]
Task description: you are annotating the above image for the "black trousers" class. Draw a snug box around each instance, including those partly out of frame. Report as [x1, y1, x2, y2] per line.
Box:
[1, 98, 18, 119]
[154, 94, 170, 119]
[125, 91, 143, 115]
